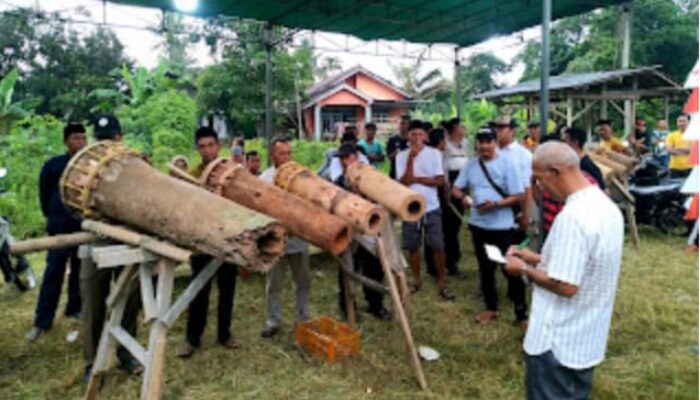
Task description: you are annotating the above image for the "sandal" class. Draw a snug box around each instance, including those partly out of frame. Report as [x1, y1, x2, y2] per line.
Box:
[439, 287, 456, 301]
[474, 310, 498, 324]
[118, 358, 144, 375]
[409, 283, 421, 294]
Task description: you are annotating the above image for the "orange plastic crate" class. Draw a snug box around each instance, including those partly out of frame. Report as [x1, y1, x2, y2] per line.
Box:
[295, 316, 361, 361]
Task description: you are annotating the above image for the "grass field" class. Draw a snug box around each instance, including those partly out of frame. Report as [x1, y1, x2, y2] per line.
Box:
[0, 226, 696, 399]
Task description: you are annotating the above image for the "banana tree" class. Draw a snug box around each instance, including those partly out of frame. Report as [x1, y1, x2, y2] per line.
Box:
[0, 69, 41, 135]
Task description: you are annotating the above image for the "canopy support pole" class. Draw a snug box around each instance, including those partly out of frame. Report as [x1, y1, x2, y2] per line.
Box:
[538, 0, 551, 250]
[621, 5, 632, 136]
[265, 23, 273, 162]
[454, 47, 462, 119]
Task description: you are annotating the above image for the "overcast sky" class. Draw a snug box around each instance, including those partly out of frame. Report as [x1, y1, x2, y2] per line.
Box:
[1, 0, 543, 85]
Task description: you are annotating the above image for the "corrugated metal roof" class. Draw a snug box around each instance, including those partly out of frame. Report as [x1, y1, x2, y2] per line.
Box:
[474, 66, 683, 99]
[106, 0, 628, 48]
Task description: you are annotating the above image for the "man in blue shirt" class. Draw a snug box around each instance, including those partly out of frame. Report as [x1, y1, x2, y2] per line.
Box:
[452, 127, 528, 328]
[358, 122, 385, 168]
[26, 123, 87, 342]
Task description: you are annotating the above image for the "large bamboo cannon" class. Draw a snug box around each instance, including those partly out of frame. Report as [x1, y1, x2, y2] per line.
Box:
[199, 158, 351, 255]
[59, 141, 286, 272]
[274, 162, 384, 235]
[345, 162, 426, 222]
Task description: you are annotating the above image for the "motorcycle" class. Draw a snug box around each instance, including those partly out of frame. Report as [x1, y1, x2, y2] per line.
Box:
[628, 156, 689, 235]
[0, 167, 36, 291]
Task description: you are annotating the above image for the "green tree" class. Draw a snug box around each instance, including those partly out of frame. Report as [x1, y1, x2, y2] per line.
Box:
[515, 0, 698, 84]
[315, 57, 342, 79]
[196, 21, 314, 138]
[457, 52, 511, 98]
[0, 69, 41, 134]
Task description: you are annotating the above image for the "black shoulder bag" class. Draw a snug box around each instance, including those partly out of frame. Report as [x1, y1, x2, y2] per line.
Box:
[477, 159, 522, 217]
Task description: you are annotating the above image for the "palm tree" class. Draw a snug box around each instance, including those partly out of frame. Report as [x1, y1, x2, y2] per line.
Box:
[390, 53, 449, 100]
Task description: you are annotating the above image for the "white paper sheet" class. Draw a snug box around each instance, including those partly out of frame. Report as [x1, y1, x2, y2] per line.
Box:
[485, 244, 507, 264]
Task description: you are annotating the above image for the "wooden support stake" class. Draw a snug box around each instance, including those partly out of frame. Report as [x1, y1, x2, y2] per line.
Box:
[85, 262, 136, 400]
[377, 228, 428, 390]
[106, 264, 137, 309]
[139, 263, 157, 323]
[624, 203, 640, 248]
[141, 259, 175, 400]
[161, 258, 224, 328]
[334, 254, 389, 295]
[340, 250, 356, 329]
[82, 220, 191, 263]
[109, 326, 147, 366]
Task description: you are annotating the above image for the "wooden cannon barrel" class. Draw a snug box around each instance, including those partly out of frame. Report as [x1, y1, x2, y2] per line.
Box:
[275, 162, 384, 235]
[200, 158, 351, 255]
[345, 162, 426, 222]
[59, 141, 286, 272]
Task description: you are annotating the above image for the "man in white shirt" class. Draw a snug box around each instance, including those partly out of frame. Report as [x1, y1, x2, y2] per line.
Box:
[505, 142, 624, 400]
[259, 137, 312, 338]
[396, 120, 455, 300]
[492, 117, 533, 239]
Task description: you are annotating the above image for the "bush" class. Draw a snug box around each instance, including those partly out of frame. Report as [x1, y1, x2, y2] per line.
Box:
[0, 115, 65, 238]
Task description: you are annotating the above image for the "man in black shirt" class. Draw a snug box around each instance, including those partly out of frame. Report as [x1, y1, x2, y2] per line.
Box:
[563, 126, 606, 190]
[26, 123, 87, 342]
[386, 115, 410, 179]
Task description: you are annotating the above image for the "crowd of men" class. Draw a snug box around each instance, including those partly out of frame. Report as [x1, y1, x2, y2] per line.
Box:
[33, 108, 693, 398]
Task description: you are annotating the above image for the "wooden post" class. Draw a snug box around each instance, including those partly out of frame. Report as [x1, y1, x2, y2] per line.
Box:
[141, 259, 176, 400]
[566, 95, 573, 126]
[341, 251, 356, 329]
[376, 226, 427, 390]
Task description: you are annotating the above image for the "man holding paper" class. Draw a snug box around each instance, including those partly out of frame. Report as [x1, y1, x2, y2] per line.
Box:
[504, 142, 623, 400]
[451, 127, 527, 327]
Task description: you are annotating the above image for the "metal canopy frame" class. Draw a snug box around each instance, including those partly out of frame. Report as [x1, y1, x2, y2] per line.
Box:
[24, 0, 628, 147]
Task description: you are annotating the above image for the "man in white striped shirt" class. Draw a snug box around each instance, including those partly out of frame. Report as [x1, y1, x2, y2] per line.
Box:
[505, 142, 624, 400]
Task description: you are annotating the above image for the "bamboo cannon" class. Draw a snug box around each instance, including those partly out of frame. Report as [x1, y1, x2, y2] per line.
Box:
[10, 232, 97, 255]
[274, 161, 384, 235]
[199, 158, 351, 255]
[59, 141, 287, 272]
[586, 151, 629, 179]
[345, 162, 426, 222]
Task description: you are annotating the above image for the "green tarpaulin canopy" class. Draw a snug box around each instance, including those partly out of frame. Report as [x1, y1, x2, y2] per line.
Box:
[107, 0, 627, 47]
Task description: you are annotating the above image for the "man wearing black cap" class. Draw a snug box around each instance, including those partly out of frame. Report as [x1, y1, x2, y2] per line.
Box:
[26, 123, 87, 342]
[451, 127, 528, 327]
[322, 132, 370, 182]
[334, 144, 389, 320]
[81, 114, 144, 380]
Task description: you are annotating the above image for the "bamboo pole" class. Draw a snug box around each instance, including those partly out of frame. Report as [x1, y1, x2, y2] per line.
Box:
[10, 232, 97, 255]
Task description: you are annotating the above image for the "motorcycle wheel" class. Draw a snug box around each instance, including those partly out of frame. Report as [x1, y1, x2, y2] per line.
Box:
[656, 204, 688, 236]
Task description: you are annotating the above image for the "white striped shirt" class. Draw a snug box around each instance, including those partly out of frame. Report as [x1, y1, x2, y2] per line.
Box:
[524, 185, 623, 369]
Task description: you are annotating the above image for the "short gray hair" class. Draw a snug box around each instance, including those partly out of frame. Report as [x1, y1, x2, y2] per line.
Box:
[533, 141, 580, 169]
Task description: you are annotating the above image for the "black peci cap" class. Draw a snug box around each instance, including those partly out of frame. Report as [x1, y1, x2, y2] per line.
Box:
[475, 126, 497, 141]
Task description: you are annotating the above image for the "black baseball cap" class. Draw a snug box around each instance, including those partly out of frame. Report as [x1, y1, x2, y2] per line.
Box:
[93, 114, 122, 140]
[335, 144, 359, 158]
[475, 127, 497, 141]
